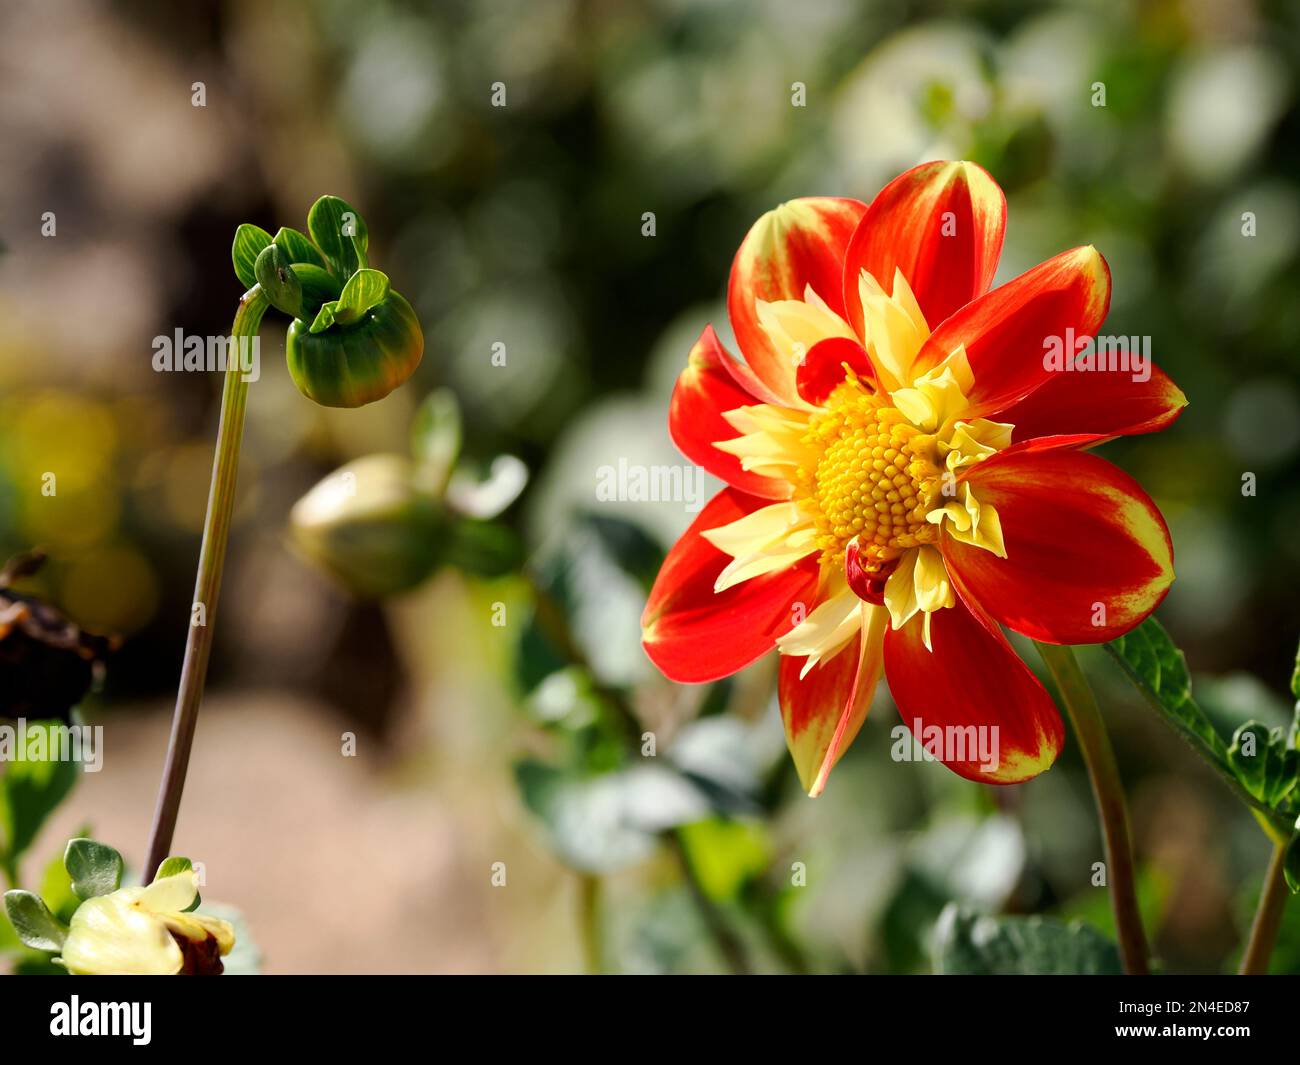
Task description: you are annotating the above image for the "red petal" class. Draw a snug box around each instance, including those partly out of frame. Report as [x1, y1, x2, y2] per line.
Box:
[728, 197, 867, 406]
[883, 596, 1064, 785]
[943, 447, 1174, 644]
[642, 489, 821, 683]
[668, 326, 792, 499]
[915, 246, 1112, 419]
[999, 357, 1188, 445]
[779, 605, 885, 796]
[842, 160, 1005, 335]
[795, 336, 876, 406]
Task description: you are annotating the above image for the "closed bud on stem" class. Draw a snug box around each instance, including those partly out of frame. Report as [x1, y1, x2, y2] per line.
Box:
[230, 195, 424, 408]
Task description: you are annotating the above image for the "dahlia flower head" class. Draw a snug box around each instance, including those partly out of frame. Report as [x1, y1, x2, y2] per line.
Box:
[642, 161, 1186, 795]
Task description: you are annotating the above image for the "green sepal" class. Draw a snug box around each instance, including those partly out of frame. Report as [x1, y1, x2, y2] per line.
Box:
[290, 263, 341, 323]
[254, 244, 304, 319]
[154, 856, 200, 911]
[307, 195, 369, 280]
[272, 226, 327, 270]
[232, 223, 273, 290]
[933, 905, 1122, 974]
[310, 268, 390, 333]
[64, 838, 124, 900]
[3, 889, 67, 952]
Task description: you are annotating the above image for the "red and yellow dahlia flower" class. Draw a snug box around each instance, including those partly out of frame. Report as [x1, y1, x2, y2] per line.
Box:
[642, 160, 1186, 795]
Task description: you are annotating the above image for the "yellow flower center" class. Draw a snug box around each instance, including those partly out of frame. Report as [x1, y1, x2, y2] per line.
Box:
[798, 380, 944, 568]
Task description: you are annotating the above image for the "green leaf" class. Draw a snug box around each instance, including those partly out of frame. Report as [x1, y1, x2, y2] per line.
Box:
[307, 195, 369, 280]
[3, 890, 66, 952]
[1286, 833, 1300, 894]
[1106, 618, 1296, 828]
[932, 904, 1122, 975]
[514, 760, 711, 875]
[1291, 637, 1300, 702]
[410, 389, 462, 495]
[0, 723, 80, 874]
[674, 819, 770, 903]
[254, 243, 303, 318]
[1228, 722, 1274, 801]
[64, 838, 123, 900]
[1107, 618, 1227, 761]
[272, 226, 327, 269]
[232, 223, 272, 290]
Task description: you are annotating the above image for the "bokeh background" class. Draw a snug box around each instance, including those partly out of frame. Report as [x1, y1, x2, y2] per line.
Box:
[2, 0, 1299, 973]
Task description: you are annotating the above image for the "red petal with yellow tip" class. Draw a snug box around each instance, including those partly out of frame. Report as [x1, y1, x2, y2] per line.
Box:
[943, 446, 1174, 644]
[779, 606, 884, 796]
[669, 325, 792, 499]
[842, 160, 1006, 335]
[882, 596, 1064, 785]
[728, 197, 867, 406]
[916, 246, 1112, 419]
[998, 358, 1188, 444]
[642, 489, 820, 683]
[796, 336, 876, 407]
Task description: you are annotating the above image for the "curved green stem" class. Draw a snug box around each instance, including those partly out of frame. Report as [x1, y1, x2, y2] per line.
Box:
[143, 288, 268, 880]
[1239, 837, 1289, 975]
[1035, 641, 1150, 975]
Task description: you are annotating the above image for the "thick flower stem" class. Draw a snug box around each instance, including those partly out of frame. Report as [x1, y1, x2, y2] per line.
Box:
[1239, 837, 1289, 975]
[1035, 641, 1150, 975]
[143, 288, 268, 880]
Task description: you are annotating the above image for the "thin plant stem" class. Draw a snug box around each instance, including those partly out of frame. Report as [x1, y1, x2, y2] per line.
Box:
[1239, 837, 1290, 975]
[1035, 641, 1150, 975]
[143, 288, 268, 880]
[578, 874, 602, 974]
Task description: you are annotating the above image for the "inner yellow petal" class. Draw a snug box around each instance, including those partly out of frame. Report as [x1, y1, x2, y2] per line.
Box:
[859, 268, 930, 389]
[755, 283, 856, 369]
[776, 582, 865, 676]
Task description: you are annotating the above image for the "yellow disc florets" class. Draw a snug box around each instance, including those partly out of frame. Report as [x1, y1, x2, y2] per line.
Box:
[799, 382, 944, 567]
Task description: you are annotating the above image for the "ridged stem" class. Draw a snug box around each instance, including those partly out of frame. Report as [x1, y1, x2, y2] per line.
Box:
[143, 288, 267, 880]
[1239, 837, 1289, 975]
[1035, 641, 1150, 975]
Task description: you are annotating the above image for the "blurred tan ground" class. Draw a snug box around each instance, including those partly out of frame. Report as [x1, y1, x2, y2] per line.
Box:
[24, 575, 591, 976]
[29, 691, 585, 975]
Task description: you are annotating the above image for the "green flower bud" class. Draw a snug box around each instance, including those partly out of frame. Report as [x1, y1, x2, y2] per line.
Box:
[289, 455, 444, 598]
[286, 287, 423, 408]
[232, 197, 423, 409]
